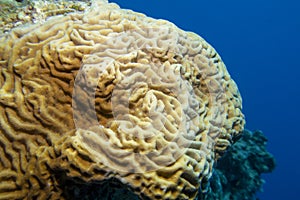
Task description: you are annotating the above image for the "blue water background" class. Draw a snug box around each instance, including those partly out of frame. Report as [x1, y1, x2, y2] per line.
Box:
[110, 0, 300, 199]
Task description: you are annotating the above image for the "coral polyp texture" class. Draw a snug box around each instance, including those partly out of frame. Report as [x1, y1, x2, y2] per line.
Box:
[0, 0, 245, 199]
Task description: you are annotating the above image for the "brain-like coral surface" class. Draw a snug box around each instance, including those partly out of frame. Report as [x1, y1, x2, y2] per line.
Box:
[0, 0, 245, 199]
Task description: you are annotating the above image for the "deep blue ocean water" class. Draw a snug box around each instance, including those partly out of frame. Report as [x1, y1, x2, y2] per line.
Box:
[110, 0, 300, 199]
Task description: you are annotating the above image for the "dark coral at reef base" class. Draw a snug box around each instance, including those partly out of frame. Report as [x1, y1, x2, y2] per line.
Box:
[199, 130, 276, 200]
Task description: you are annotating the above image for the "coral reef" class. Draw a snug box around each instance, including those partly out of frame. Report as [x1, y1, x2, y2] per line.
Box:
[0, 0, 91, 34]
[0, 0, 245, 199]
[198, 130, 276, 200]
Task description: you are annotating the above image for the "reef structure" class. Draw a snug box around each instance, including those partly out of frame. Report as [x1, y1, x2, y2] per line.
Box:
[199, 129, 276, 200]
[0, 0, 245, 199]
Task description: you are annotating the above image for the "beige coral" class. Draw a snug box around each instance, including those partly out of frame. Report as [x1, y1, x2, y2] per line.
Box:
[0, 0, 244, 199]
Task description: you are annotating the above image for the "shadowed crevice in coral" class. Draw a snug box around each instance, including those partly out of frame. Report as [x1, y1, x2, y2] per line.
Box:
[198, 129, 276, 200]
[54, 171, 142, 200]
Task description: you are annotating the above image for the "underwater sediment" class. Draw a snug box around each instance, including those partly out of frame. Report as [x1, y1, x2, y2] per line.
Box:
[0, 0, 274, 199]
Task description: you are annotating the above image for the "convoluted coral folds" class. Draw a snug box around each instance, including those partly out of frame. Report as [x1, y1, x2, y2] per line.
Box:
[0, 0, 245, 199]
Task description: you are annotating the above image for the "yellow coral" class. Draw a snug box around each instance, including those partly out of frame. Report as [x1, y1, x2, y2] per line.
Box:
[0, 0, 244, 199]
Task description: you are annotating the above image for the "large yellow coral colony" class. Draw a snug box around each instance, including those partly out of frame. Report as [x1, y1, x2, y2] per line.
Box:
[0, 0, 245, 199]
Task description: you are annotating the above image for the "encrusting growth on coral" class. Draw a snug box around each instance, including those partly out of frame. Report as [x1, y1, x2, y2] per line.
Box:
[0, 0, 91, 34]
[0, 0, 246, 199]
